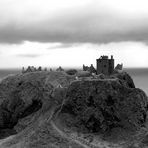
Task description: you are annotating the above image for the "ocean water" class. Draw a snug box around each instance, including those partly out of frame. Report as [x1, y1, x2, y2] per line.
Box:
[0, 68, 147, 95]
[0, 69, 21, 81]
[125, 68, 148, 95]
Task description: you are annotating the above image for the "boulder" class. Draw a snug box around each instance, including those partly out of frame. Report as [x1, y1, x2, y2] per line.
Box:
[60, 78, 148, 133]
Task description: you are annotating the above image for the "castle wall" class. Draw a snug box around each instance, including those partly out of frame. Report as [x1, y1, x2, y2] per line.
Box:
[96, 59, 109, 75]
[109, 59, 114, 74]
[96, 55, 114, 75]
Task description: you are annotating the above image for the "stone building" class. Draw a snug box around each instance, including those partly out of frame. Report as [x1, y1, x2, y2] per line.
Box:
[83, 64, 96, 74]
[56, 66, 64, 72]
[115, 63, 123, 70]
[22, 66, 48, 74]
[96, 55, 114, 75]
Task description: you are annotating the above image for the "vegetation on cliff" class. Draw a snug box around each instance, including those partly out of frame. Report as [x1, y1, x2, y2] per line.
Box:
[0, 71, 147, 148]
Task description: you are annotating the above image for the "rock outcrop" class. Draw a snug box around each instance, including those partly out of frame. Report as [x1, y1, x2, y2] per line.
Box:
[0, 71, 70, 134]
[0, 70, 147, 148]
[60, 73, 148, 133]
[111, 72, 135, 88]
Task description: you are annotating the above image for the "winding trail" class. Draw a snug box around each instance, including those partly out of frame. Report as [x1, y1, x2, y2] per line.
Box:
[50, 106, 102, 148]
[0, 104, 106, 148]
[0, 135, 15, 146]
[51, 121, 89, 148]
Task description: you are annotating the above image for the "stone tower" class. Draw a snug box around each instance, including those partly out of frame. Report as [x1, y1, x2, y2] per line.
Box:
[96, 55, 114, 75]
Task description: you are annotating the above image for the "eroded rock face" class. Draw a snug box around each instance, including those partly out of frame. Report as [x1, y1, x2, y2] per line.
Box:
[112, 72, 135, 88]
[60, 78, 148, 133]
[0, 71, 70, 131]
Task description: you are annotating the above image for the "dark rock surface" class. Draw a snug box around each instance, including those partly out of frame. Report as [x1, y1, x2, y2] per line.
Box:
[60, 75, 148, 133]
[0, 71, 71, 132]
[111, 72, 135, 88]
[0, 71, 147, 147]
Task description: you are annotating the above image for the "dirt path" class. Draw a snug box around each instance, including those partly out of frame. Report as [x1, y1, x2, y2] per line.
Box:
[0, 135, 15, 146]
[50, 105, 102, 148]
[50, 120, 104, 148]
[49, 106, 89, 147]
[50, 121, 89, 148]
[0, 105, 108, 148]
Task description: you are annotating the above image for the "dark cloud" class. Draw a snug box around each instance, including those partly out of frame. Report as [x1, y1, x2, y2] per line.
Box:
[47, 43, 80, 49]
[1, 6, 148, 44]
[16, 54, 42, 58]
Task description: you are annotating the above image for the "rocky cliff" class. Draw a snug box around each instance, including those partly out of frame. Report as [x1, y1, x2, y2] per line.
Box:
[59, 72, 148, 133]
[0, 71, 72, 136]
[0, 71, 147, 148]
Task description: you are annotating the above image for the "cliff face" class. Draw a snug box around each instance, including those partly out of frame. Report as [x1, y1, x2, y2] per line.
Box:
[0, 71, 70, 133]
[111, 72, 135, 88]
[0, 71, 147, 148]
[60, 73, 148, 133]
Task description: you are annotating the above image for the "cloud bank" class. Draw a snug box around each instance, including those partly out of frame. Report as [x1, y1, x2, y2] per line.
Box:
[16, 54, 42, 58]
[0, 0, 148, 44]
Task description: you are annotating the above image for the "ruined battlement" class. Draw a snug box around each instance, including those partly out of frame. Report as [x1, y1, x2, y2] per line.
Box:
[82, 55, 120, 75]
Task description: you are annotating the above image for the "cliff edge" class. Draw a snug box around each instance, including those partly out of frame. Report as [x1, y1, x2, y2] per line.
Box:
[0, 71, 147, 148]
[60, 77, 147, 132]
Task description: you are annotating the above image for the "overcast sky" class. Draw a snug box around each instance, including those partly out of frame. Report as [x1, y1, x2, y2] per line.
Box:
[0, 0, 148, 68]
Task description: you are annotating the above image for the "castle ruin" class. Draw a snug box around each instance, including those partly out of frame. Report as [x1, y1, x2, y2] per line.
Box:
[96, 55, 114, 75]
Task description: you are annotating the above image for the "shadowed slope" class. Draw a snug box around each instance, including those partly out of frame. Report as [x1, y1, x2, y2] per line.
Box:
[0, 71, 148, 148]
